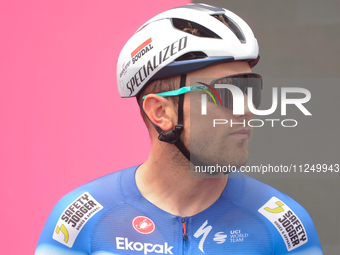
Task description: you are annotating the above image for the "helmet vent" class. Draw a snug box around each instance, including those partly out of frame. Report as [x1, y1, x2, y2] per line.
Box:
[171, 18, 222, 39]
[212, 14, 246, 43]
[175, 51, 208, 61]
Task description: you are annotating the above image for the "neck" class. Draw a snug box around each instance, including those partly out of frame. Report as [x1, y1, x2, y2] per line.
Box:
[135, 142, 228, 217]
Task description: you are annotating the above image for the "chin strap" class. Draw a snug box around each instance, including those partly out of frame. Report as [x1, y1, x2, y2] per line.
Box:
[138, 75, 191, 161]
[157, 74, 186, 145]
[168, 74, 191, 161]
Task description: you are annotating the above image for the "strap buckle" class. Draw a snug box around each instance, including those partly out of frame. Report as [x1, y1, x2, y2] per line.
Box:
[158, 125, 184, 144]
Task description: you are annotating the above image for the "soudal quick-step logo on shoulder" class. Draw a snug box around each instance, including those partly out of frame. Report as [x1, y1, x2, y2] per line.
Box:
[258, 197, 308, 252]
[133, 216, 155, 234]
[52, 192, 103, 248]
[116, 237, 174, 255]
[131, 38, 154, 64]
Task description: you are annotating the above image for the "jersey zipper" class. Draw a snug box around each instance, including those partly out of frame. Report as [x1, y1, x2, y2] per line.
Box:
[182, 217, 188, 255]
[182, 217, 188, 241]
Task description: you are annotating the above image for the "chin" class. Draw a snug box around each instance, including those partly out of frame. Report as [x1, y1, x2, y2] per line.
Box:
[219, 150, 250, 169]
[196, 152, 249, 170]
[189, 138, 251, 169]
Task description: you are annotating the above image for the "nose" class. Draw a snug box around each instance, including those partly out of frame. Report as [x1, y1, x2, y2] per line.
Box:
[234, 93, 254, 119]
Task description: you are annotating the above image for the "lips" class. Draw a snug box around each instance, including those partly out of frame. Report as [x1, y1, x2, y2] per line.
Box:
[229, 128, 251, 139]
[230, 128, 251, 135]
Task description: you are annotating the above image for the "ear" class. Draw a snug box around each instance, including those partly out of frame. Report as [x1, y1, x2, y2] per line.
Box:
[142, 95, 177, 133]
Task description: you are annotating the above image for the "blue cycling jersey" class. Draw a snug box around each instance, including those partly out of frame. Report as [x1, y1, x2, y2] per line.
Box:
[35, 166, 323, 255]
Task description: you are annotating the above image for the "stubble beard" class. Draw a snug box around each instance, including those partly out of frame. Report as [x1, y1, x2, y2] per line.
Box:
[187, 127, 253, 170]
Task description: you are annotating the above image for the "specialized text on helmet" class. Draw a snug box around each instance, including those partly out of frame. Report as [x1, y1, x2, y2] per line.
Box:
[126, 36, 188, 95]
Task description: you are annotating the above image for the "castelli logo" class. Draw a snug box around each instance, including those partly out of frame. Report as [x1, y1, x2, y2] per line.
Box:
[132, 216, 155, 234]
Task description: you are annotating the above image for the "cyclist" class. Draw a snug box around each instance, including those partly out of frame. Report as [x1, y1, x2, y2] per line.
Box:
[35, 3, 323, 254]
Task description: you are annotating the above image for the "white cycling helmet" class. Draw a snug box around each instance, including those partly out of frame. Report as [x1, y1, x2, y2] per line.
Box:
[117, 3, 259, 98]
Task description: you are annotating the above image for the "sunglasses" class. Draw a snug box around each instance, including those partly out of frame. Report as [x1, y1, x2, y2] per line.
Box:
[142, 73, 263, 110]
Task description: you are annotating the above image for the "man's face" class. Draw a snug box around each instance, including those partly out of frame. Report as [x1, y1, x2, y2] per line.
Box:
[182, 61, 254, 169]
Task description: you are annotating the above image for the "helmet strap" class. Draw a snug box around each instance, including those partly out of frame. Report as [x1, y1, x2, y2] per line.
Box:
[158, 74, 221, 171]
[138, 75, 190, 160]
[169, 74, 191, 161]
[171, 75, 203, 166]
[138, 74, 205, 166]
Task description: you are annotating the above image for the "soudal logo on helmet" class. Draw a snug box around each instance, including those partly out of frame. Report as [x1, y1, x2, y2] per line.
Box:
[131, 38, 154, 64]
[133, 216, 155, 234]
[126, 36, 188, 95]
